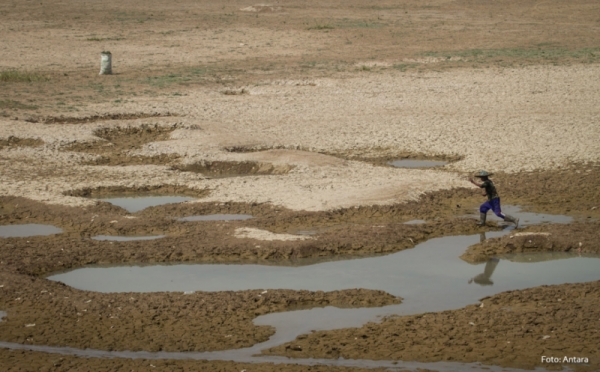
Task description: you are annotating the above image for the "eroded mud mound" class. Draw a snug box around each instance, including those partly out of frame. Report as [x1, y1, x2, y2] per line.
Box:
[264, 280, 600, 371]
[64, 124, 180, 165]
[174, 160, 292, 177]
[63, 185, 208, 198]
[223, 144, 461, 167]
[320, 149, 463, 168]
[0, 137, 44, 150]
[460, 222, 600, 263]
[27, 112, 176, 124]
[84, 153, 181, 166]
[66, 124, 178, 153]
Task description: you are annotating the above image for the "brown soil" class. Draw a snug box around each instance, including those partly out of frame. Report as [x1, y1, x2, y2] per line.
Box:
[263, 281, 600, 371]
[63, 185, 207, 199]
[1, 0, 600, 370]
[63, 123, 182, 166]
[174, 160, 293, 178]
[225, 145, 463, 168]
[0, 169, 598, 370]
[0, 196, 489, 278]
[2, 0, 599, 114]
[27, 112, 176, 124]
[0, 349, 393, 372]
[0, 269, 398, 353]
[321, 149, 464, 168]
[461, 223, 600, 263]
[0, 137, 44, 150]
[83, 153, 181, 166]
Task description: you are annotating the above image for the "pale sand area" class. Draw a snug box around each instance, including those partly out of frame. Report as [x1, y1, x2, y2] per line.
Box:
[1, 64, 599, 211]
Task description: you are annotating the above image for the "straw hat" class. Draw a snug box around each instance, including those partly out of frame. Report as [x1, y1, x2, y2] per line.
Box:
[474, 170, 493, 178]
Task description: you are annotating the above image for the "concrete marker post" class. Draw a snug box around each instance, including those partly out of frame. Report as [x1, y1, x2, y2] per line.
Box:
[99, 51, 112, 75]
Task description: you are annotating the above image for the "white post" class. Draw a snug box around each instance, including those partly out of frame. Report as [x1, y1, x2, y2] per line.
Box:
[99, 51, 112, 75]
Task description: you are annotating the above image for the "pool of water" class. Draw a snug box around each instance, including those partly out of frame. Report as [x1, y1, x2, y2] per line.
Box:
[91, 235, 166, 242]
[97, 196, 196, 213]
[177, 214, 253, 222]
[0, 311, 6, 322]
[42, 227, 596, 371]
[48, 232, 600, 306]
[388, 159, 447, 168]
[0, 224, 63, 238]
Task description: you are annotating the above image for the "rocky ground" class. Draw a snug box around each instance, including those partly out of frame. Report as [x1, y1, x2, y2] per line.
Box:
[1, 0, 599, 371]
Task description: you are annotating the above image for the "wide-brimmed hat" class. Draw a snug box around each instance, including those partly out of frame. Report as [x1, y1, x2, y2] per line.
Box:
[474, 170, 493, 178]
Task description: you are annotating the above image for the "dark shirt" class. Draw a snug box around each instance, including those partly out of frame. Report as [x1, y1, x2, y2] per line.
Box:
[480, 179, 499, 201]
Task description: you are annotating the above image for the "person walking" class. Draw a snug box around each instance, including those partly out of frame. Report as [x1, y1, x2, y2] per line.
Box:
[469, 170, 519, 228]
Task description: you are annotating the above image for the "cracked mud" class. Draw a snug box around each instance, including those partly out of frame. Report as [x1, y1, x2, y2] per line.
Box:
[1, 0, 600, 371]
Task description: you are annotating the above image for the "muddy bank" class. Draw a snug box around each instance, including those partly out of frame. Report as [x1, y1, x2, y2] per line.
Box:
[62, 123, 182, 166]
[263, 281, 600, 371]
[461, 222, 600, 263]
[0, 349, 393, 372]
[173, 160, 293, 178]
[493, 163, 600, 219]
[0, 208, 493, 278]
[0, 270, 398, 352]
[35, 112, 177, 125]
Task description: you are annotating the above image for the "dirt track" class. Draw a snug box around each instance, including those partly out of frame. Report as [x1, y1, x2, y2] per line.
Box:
[1, 0, 600, 371]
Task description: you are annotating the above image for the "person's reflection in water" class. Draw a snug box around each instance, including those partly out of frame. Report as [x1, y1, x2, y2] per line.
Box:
[479, 232, 487, 243]
[468, 258, 499, 286]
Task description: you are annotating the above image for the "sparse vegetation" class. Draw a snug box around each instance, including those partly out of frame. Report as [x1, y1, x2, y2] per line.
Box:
[393, 63, 419, 72]
[0, 100, 38, 110]
[308, 23, 335, 30]
[0, 70, 48, 83]
[336, 19, 387, 28]
[86, 37, 125, 41]
[422, 47, 600, 63]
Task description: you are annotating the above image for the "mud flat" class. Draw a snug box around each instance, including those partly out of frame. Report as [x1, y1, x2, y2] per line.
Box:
[2, 0, 600, 370]
[264, 281, 600, 371]
[461, 223, 600, 263]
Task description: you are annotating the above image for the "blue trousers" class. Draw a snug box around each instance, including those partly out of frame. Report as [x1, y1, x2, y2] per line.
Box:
[480, 197, 506, 219]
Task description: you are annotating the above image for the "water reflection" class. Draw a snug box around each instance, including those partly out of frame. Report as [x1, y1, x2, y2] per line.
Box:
[468, 258, 499, 286]
[479, 231, 486, 243]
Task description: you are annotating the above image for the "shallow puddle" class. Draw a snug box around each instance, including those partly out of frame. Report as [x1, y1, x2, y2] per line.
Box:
[97, 196, 196, 213]
[0, 311, 6, 321]
[388, 159, 447, 168]
[48, 232, 600, 301]
[0, 224, 63, 238]
[41, 229, 597, 371]
[177, 214, 253, 222]
[470, 205, 573, 227]
[403, 219, 426, 225]
[91, 235, 166, 242]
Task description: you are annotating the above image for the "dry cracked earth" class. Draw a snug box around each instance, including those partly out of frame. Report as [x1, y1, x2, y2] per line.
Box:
[1, 0, 600, 371]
